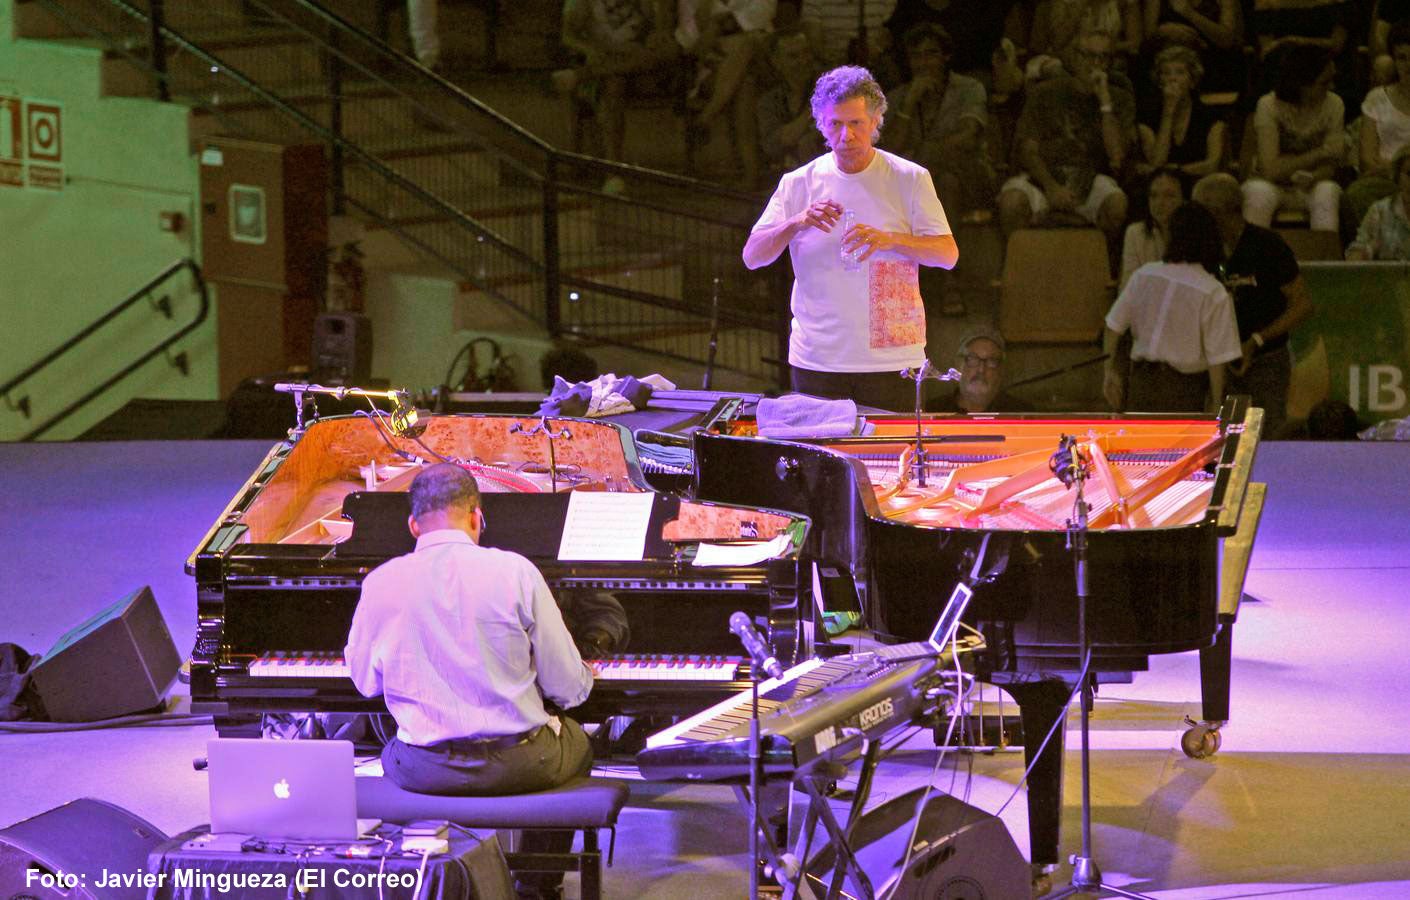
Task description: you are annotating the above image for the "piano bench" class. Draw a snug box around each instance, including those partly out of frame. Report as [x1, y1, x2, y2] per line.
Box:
[356, 776, 629, 900]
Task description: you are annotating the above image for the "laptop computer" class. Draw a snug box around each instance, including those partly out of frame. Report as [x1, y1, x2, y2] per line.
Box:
[873, 582, 976, 663]
[207, 739, 359, 841]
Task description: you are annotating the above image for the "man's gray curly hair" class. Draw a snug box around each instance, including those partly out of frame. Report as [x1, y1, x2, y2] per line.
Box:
[811, 65, 887, 140]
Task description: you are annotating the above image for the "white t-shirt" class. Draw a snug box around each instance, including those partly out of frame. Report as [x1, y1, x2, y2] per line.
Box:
[1361, 86, 1410, 166]
[1106, 261, 1243, 375]
[751, 148, 952, 372]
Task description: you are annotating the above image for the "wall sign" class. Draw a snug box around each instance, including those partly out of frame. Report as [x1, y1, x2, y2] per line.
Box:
[0, 95, 22, 188]
[0, 97, 64, 191]
[26, 101, 63, 190]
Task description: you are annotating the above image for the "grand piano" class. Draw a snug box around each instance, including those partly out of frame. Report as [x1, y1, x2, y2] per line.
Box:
[685, 398, 1265, 867]
[186, 412, 816, 733]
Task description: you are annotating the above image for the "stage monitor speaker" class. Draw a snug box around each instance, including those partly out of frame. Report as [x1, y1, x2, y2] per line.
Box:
[311, 312, 373, 385]
[28, 586, 181, 722]
[0, 798, 167, 900]
[807, 789, 1030, 899]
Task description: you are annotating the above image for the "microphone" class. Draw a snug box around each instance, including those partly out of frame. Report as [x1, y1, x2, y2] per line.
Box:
[729, 611, 784, 680]
[1049, 434, 1087, 488]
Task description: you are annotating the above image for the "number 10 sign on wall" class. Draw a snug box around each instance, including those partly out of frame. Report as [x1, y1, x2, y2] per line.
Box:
[0, 96, 62, 191]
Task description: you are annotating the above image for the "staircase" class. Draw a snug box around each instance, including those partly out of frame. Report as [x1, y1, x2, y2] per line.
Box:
[13, 0, 786, 390]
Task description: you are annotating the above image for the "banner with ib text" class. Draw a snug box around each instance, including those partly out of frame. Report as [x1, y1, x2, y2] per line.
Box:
[1289, 262, 1410, 425]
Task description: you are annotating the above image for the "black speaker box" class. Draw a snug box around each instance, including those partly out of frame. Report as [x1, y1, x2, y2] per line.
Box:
[807, 789, 1031, 899]
[0, 798, 167, 900]
[311, 311, 373, 385]
[28, 586, 180, 723]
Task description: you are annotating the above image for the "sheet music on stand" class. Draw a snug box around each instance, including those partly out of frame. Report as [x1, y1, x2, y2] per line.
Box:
[557, 491, 654, 561]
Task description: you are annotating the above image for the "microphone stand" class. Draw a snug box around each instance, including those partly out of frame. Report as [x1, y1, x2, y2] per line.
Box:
[1045, 438, 1154, 900]
[748, 669, 763, 900]
[703, 276, 721, 391]
[272, 382, 420, 439]
[898, 362, 960, 487]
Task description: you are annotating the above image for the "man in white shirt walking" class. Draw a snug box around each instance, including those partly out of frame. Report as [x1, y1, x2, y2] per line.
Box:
[1103, 203, 1243, 412]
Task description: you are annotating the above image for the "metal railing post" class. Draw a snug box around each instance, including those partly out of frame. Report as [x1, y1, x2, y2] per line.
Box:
[327, 26, 346, 215]
[148, 0, 170, 101]
[544, 154, 562, 337]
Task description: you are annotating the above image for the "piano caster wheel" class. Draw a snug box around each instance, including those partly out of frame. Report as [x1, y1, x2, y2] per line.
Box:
[1181, 717, 1222, 759]
[1030, 864, 1054, 896]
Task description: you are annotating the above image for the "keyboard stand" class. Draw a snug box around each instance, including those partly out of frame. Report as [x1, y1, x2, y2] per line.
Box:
[733, 739, 887, 900]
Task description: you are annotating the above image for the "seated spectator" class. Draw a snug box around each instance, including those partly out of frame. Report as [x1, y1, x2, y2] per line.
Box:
[1241, 46, 1344, 233]
[1371, 0, 1410, 85]
[1136, 44, 1226, 178]
[678, 0, 776, 187]
[886, 24, 995, 215]
[1028, 0, 1143, 80]
[885, 0, 1025, 79]
[553, 0, 682, 190]
[756, 30, 828, 175]
[1305, 399, 1362, 439]
[1347, 146, 1410, 260]
[1250, 0, 1351, 66]
[1140, 0, 1244, 95]
[1103, 202, 1243, 412]
[998, 28, 1134, 248]
[1348, 21, 1410, 223]
[930, 328, 1034, 413]
[1120, 166, 1185, 288]
[800, 0, 898, 72]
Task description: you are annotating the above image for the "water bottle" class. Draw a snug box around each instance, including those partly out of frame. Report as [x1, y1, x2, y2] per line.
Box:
[840, 209, 861, 271]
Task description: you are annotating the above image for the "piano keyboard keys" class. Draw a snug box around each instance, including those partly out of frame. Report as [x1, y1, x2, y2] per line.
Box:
[249, 652, 744, 683]
[647, 657, 845, 747]
[588, 654, 742, 681]
[248, 652, 350, 678]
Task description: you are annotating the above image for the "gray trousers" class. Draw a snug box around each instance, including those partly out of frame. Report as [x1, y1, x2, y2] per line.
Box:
[382, 717, 591, 795]
[384, 719, 592, 896]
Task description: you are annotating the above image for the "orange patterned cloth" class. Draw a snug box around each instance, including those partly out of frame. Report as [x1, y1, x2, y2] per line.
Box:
[868, 259, 924, 349]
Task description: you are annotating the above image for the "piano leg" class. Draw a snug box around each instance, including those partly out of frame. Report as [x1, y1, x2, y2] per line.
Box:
[1199, 620, 1233, 723]
[1002, 678, 1071, 869]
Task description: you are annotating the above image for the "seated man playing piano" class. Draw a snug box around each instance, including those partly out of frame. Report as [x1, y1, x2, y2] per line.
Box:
[345, 463, 594, 896]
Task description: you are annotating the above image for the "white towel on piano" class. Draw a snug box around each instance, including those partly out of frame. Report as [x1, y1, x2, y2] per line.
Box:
[757, 393, 868, 439]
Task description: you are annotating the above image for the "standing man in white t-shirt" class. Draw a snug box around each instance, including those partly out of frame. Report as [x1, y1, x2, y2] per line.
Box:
[743, 65, 958, 410]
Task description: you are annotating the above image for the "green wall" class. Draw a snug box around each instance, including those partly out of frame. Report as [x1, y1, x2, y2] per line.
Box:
[0, 1, 212, 441]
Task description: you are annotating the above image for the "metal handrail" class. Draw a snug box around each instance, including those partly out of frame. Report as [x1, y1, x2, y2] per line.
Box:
[2, 258, 210, 441]
[35, 0, 787, 384]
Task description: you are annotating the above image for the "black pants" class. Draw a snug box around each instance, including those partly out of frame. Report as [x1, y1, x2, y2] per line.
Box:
[1226, 346, 1291, 437]
[1126, 360, 1209, 413]
[791, 365, 917, 412]
[383, 719, 592, 896]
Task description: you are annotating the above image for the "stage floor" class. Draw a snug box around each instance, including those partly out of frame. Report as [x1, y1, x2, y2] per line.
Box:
[2, 439, 1408, 898]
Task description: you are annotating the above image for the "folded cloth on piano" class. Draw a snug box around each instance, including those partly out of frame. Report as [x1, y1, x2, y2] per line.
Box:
[636, 441, 694, 473]
[537, 373, 677, 417]
[757, 394, 871, 439]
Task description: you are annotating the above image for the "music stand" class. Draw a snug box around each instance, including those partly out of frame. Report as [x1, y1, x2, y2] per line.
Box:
[1044, 436, 1155, 900]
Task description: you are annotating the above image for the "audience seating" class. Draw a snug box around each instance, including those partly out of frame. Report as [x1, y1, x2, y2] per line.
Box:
[1275, 227, 1345, 261]
[357, 776, 630, 900]
[997, 228, 1114, 344]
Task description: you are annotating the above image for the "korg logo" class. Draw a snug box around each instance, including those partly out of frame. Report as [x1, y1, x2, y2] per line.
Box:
[858, 698, 895, 730]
